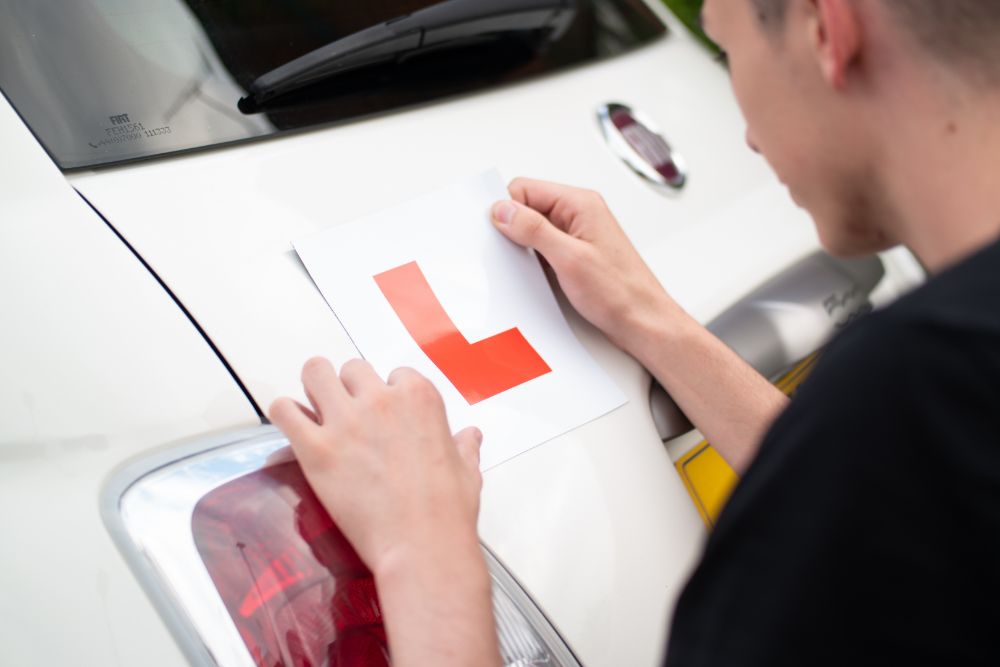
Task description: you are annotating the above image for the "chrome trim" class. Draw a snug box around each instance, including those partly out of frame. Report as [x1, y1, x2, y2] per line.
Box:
[102, 426, 285, 667]
[598, 102, 687, 192]
[651, 252, 885, 441]
[486, 548, 582, 667]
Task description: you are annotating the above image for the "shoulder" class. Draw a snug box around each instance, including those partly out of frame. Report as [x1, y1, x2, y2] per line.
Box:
[699, 256, 1000, 566]
[767, 284, 998, 458]
[803, 244, 1000, 421]
[666, 247, 1000, 666]
[735, 251, 1000, 507]
[798, 237, 1000, 416]
[884, 238, 1000, 337]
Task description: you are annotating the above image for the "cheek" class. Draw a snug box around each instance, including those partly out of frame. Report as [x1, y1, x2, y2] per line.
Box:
[729, 63, 800, 176]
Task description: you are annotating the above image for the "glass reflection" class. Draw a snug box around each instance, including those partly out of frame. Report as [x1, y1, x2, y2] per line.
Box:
[0, 0, 664, 168]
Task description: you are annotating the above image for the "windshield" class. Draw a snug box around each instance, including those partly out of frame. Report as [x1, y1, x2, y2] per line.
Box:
[0, 0, 665, 169]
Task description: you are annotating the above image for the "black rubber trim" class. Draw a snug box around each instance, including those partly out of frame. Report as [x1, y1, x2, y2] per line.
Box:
[76, 189, 267, 423]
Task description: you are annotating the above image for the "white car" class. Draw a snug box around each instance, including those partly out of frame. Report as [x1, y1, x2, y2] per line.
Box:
[0, 1, 924, 666]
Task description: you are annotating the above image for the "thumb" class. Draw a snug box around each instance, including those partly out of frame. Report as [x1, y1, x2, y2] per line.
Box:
[491, 200, 571, 262]
[453, 426, 484, 472]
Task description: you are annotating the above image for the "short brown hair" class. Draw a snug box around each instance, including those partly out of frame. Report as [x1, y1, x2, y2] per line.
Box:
[751, 0, 1000, 81]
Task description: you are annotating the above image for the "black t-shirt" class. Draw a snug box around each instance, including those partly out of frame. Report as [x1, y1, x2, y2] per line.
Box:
[665, 239, 1000, 666]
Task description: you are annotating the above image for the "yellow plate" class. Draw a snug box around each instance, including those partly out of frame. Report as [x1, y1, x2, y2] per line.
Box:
[675, 354, 819, 527]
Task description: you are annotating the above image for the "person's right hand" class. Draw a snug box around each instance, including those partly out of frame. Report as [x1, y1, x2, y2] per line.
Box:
[492, 179, 787, 474]
[491, 178, 682, 354]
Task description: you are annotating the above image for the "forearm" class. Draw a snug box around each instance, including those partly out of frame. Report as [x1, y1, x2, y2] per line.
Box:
[488, 181, 787, 472]
[625, 299, 788, 474]
[374, 537, 501, 667]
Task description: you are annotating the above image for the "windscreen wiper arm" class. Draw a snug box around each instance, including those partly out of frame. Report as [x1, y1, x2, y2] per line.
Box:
[242, 0, 576, 105]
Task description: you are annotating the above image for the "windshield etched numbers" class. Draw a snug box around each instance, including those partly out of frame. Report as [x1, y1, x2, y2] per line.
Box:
[374, 261, 551, 404]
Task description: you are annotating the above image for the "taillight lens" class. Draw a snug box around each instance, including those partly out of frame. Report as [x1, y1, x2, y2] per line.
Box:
[193, 461, 388, 667]
[105, 427, 581, 667]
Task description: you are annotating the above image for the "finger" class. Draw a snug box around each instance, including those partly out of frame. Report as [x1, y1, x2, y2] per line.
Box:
[296, 396, 320, 423]
[302, 385, 324, 423]
[269, 396, 322, 445]
[453, 426, 484, 472]
[491, 199, 581, 263]
[387, 366, 424, 387]
[301, 357, 348, 419]
[339, 358, 384, 398]
[391, 368, 448, 419]
[507, 177, 601, 226]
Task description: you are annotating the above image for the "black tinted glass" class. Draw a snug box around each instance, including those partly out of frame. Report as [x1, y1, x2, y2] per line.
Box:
[0, 0, 665, 169]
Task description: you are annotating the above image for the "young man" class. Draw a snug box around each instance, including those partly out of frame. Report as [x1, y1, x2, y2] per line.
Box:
[270, 0, 1000, 664]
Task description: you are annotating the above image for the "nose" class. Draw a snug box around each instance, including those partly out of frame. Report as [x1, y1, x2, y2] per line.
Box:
[745, 130, 761, 154]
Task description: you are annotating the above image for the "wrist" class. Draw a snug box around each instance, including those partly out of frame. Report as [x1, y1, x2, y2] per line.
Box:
[373, 530, 488, 592]
[373, 534, 499, 666]
[617, 291, 693, 364]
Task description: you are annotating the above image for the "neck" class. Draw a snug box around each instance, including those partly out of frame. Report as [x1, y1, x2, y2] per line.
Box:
[876, 76, 1000, 273]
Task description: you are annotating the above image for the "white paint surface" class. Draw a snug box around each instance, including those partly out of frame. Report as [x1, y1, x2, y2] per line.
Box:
[0, 92, 258, 667]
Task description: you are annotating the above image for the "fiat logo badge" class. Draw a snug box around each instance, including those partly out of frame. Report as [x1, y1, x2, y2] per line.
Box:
[598, 103, 687, 191]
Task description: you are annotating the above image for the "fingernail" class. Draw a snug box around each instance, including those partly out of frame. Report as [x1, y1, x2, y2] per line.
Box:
[492, 201, 516, 224]
[472, 427, 484, 444]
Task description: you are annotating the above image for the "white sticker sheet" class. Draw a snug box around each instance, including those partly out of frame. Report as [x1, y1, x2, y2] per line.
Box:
[294, 169, 627, 470]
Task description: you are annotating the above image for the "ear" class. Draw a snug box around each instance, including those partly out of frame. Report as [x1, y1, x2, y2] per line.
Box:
[810, 0, 863, 89]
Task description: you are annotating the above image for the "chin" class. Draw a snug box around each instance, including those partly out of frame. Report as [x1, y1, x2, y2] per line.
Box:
[815, 216, 895, 259]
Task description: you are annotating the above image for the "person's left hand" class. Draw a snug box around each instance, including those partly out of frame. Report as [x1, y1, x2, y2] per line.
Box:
[269, 357, 484, 577]
[270, 358, 501, 666]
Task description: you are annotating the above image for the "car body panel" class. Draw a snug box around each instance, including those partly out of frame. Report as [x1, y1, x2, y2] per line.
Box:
[0, 94, 260, 665]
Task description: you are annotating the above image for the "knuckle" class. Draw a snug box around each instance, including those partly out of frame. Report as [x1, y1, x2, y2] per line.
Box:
[365, 388, 391, 413]
[522, 211, 545, 239]
[585, 189, 606, 207]
[337, 411, 362, 438]
[571, 188, 603, 210]
[411, 375, 443, 405]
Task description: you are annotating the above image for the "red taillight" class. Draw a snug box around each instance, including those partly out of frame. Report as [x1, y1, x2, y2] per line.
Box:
[192, 461, 389, 667]
[110, 429, 581, 667]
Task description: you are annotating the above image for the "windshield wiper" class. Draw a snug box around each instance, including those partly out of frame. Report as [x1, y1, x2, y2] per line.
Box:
[241, 0, 576, 106]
